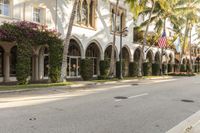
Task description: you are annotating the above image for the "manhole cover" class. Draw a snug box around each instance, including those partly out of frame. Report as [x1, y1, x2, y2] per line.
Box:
[114, 96, 128, 99]
[181, 99, 194, 103]
[132, 83, 139, 86]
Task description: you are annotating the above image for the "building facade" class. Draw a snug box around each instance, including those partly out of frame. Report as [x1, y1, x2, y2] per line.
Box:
[0, 0, 176, 82]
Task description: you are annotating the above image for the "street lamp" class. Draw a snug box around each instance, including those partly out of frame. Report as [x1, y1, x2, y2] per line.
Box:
[119, 27, 128, 79]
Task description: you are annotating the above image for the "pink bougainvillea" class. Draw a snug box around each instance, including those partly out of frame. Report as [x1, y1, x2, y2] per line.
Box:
[0, 21, 61, 44]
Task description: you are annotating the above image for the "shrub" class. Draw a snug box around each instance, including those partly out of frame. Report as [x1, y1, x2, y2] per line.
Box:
[129, 62, 138, 77]
[180, 64, 186, 72]
[174, 64, 180, 72]
[116, 61, 125, 78]
[168, 64, 174, 73]
[99, 60, 110, 79]
[197, 65, 200, 73]
[49, 38, 63, 83]
[116, 61, 120, 78]
[162, 64, 168, 74]
[152, 63, 160, 76]
[168, 73, 195, 76]
[80, 59, 93, 80]
[16, 41, 32, 84]
[143, 62, 152, 76]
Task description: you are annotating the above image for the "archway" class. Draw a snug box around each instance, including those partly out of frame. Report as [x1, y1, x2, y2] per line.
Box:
[86, 43, 101, 76]
[134, 48, 141, 62]
[146, 50, 153, 63]
[195, 57, 200, 72]
[155, 52, 160, 64]
[104, 45, 117, 75]
[67, 39, 82, 78]
[169, 54, 173, 64]
[39, 46, 49, 79]
[121, 47, 130, 76]
[10, 46, 17, 77]
[162, 54, 168, 64]
[0, 46, 4, 77]
[182, 58, 187, 65]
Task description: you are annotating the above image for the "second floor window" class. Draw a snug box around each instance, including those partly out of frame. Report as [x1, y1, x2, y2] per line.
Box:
[33, 8, 41, 23]
[0, 0, 9, 16]
[110, 4, 126, 33]
[75, 0, 96, 28]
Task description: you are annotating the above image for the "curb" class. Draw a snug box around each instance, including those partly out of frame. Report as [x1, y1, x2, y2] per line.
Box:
[0, 76, 174, 94]
[166, 110, 200, 133]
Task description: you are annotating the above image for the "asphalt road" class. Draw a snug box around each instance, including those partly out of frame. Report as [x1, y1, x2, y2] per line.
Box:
[0, 76, 200, 133]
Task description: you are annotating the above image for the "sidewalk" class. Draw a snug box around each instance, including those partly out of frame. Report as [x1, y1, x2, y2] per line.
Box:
[0, 76, 174, 94]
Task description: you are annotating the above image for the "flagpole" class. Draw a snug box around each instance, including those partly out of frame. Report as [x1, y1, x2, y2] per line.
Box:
[160, 47, 163, 75]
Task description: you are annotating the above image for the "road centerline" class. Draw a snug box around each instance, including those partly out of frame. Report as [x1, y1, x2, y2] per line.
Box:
[128, 93, 149, 99]
[114, 93, 149, 102]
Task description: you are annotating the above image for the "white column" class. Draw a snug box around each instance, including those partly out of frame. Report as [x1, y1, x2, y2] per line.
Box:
[4, 51, 10, 82]
[35, 55, 39, 80]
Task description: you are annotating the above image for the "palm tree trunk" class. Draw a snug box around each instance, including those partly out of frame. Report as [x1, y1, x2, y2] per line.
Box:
[189, 23, 192, 73]
[180, 19, 189, 69]
[160, 18, 166, 75]
[138, 0, 155, 77]
[109, 0, 119, 77]
[60, 0, 79, 82]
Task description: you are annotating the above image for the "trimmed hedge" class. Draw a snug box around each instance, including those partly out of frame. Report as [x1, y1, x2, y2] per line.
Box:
[162, 64, 168, 75]
[116, 61, 120, 78]
[152, 63, 160, 76]
[49, 38, 63, 83]
[168, 64, 174, 73]
[99, 60, 110, 79]
[116, 61, 125, 78]
[16, 41, 32, 84]
[80, 59, 93, 80]
[129, 62, 138, 77]
[195, 65, 200, 73]
[143, 62, 152, 76]
[180, 64, 187, 72]
[174, 64, 180, 72]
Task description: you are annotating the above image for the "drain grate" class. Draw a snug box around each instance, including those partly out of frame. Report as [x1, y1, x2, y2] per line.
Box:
[181, 99, 194, 103]
[114, 96, 128, 99]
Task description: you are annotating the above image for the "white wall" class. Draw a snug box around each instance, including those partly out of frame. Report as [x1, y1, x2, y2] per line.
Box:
[0, 0, 175, 63]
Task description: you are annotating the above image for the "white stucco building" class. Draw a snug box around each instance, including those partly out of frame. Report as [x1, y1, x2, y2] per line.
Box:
[0, 0, 177, 82]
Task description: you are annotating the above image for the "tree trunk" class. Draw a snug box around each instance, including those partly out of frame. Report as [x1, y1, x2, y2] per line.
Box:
[160, 18, 166, 75]
[109, 0, 119, 77]
[189, 23, 192, 73]
[180, 19, 189, 68]
[138, 0, 155, 77]
[60, 0, 79, 82]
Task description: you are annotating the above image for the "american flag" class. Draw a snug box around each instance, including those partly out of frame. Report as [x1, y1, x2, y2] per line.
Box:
[158, 31, 167, 48]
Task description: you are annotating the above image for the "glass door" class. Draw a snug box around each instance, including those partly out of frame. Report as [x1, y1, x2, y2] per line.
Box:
[67, 56, 81, 78]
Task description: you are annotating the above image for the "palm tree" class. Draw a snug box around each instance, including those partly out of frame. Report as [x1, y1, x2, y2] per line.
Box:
[127, 0, 171, 76]
[126, 0, 156, 77]
[60, 0, 79, 82]
[175, 0, 200, 72]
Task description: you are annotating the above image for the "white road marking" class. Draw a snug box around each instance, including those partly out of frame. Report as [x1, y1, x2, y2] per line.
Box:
[115, 93, 148, 102]
[115, 99, 123, 102]
[128, 93, 149, 99]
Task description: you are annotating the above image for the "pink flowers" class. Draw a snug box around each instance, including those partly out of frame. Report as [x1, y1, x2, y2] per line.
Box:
[0, 21, 62, 44]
